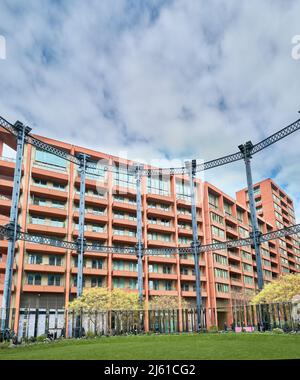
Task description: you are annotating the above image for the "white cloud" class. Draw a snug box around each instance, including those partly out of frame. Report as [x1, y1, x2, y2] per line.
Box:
[0, 0, 300, 219]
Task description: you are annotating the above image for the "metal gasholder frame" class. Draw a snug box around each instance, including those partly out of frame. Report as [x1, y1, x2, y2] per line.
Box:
[185, 159, 202, 332]
[134, 163, 144, 307]
[1, 121, 31, 331]
[238, 141, 264, 290]
[76, 153, 90, 297]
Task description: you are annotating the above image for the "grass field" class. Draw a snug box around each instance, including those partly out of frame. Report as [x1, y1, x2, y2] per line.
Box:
[1, 333, 300, 360]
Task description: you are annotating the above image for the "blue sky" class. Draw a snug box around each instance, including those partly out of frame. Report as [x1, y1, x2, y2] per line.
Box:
[0, 0, 300, 218]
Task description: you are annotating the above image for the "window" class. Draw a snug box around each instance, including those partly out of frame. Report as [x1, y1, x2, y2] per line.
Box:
[49, 256, 61, 266]
[242, 263, 253, 273]
[113, 261, 124, 270]
[149, 264, 159, 273]
[114, 166, 135, 188]
[48, 274, 61, 286]
[208, 193, 219, 209]
[129, 279, 138, 290]
[181, 283, 189, 291]
[224, 202, 232, 216]
[239, 227, 248, 238]
[214, 253, 228, 266]
[215, 283, 229, 293]
[210, 212, 224, 225]
[244, 275, 253, 285]
[33, 178, 47, 187]
[214, 268, 229, 279]
[148, 176, 170, 196]
[178, 236, 192, 245]
[113, 278, 125, 289]
[149, 280, 159, 290]
[176, 180, 191, 201]
[91, 277, 102, 287]
[28, 254, 43, 265]
[164, 281, 172, 291]
[92, 259, 103, 269]
[27, 274, 41, 285]
[180, 267, 188, 275]
[237, 209, 244, 223]
[241, 250, 252, 261]
[35, 149, 66, 168]
[212, 226, 225, 238]
[163, 265, 171, 274]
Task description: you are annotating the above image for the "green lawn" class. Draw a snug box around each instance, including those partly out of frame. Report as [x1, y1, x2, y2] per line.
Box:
[0, 333, 300, 360]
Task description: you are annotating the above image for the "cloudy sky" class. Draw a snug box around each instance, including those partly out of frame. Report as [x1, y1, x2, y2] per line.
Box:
[0, 0, 300, 217]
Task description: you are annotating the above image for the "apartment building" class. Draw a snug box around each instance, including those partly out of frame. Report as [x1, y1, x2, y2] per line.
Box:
[237, 179, 300, 275]
[0, 128, 299, 332]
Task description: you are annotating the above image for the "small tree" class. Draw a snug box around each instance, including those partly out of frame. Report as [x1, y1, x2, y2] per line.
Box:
[68, 288, 141, 311]
[251, 274, 300, 304]
[149, 295, 189, 310]
[68, 288, 143, 333]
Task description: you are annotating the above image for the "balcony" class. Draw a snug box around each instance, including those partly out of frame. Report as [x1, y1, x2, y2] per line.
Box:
[0, 283, 15, 292]
[149, 290, 178, 297]
[25, 243, 66, 254]
[71, 267, 107, 276]
[27, 223, 67, 237]
[73, 211, 107, 224]
[112, 218, 136, 228]
[73, 229, 107, 241]
[0, 156, 17, 177]
[146, 208, 174, 219]
[0, 261, 16, 271]
[177, 228, 193, 237]
[30, 185, 68, 201]
[177, 213, 192, 223]
[148, 256, 177, 264]
[74, 193, 108, 207]
[112, 235, 136, 244]
[147, 239, 176, 248]
[229, 265, 242, 274]
[147, 223, 175, 234]
[22, 284, 65, 293]
[23, 263, 65, 274]
[29, 204, 67, 218]
[181, 290, 207, 298]
[112, 270, 138, 278]
[146, 193, 173, 204]
[112, 201, 136, 212]
[148, 272, 177, 280]
[32, 165, 68, 182]
[0, 177, 17, 192]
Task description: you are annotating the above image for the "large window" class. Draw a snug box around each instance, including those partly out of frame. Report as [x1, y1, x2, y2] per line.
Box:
[35, 149, 66, 168]
[27, 273, 41, 285]
[114, 166, 135, 188]
[147, 176, 170, 196]
[176, 180, 191, 201]
[48, 274, 61, 286]
[208, 193, 219, 209]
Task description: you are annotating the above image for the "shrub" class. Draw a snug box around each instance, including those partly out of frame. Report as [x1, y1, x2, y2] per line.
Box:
[36, 334, 47, 343]
[208, 325, 218, 333]
[85, 331, 97, 339]
[272, 328, 284, 334]
[0, 342, 10, 349]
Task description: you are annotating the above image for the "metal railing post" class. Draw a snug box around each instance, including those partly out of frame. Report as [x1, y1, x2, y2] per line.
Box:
[185, 160, 202, 331]
[1, 121, 31, 331]
[238, 142, 264, 290]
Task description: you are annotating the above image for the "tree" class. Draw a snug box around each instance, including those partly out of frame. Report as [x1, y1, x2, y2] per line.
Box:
[68, 288, 143, 334]
[149, 295, 190, 310]
[251, 274, 300, 304]
[68, 288, 141, 312]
